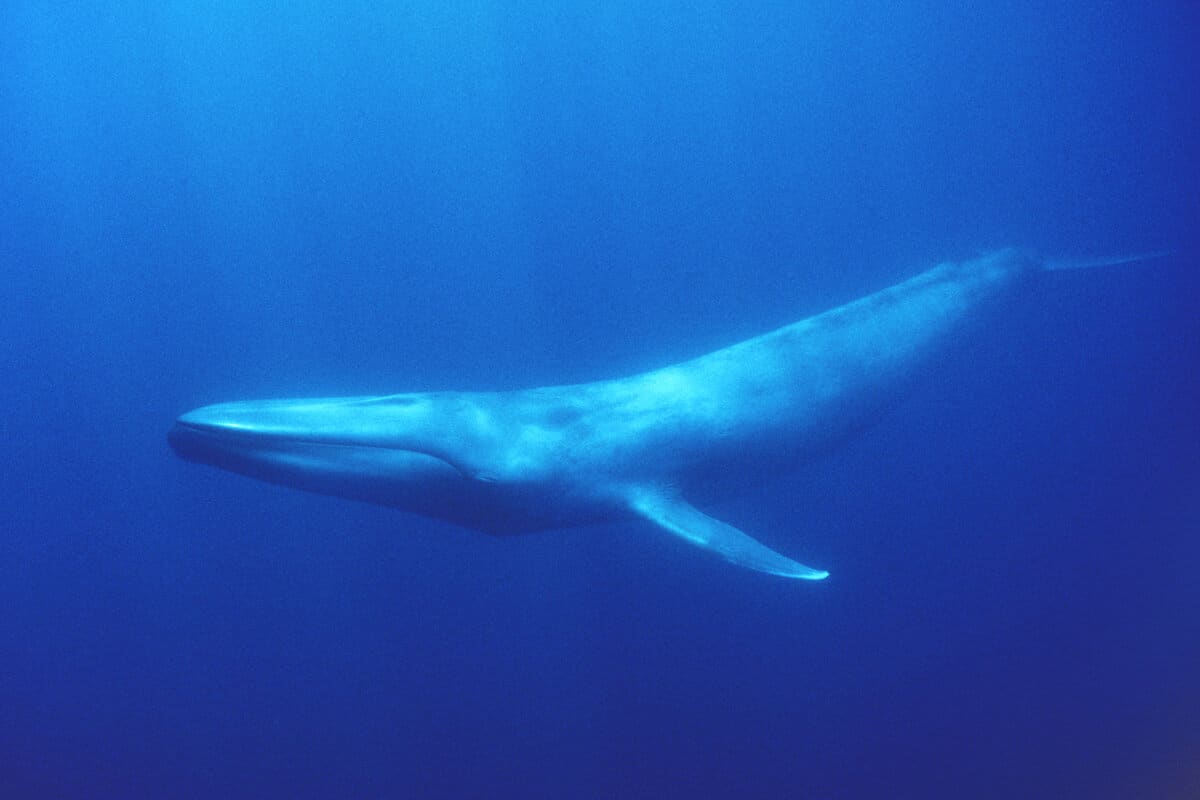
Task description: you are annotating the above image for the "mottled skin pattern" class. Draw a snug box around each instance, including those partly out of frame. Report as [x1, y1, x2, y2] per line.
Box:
[170, 249, 1041, 578]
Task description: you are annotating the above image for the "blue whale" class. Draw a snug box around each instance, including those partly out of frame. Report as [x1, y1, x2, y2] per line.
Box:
[169, 249, 1159, 580]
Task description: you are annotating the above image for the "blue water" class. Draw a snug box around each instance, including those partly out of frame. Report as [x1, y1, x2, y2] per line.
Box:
[2, 3, 1198, 798]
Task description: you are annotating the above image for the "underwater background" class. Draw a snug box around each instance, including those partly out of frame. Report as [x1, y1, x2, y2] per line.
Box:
[2, 3, 1198, 798]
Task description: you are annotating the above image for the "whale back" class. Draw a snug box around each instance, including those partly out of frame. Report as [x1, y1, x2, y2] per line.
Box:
[516, 249, 1041, 490]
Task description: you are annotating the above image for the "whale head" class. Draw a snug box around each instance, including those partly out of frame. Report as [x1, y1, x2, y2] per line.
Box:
[167, 395, 502, 523]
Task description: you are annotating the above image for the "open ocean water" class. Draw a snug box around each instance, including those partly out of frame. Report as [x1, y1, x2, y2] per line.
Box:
[2, 3, 1198, 798]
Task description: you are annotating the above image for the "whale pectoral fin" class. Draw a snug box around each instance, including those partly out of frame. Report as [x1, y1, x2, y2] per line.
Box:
[629, 491, 829, 580]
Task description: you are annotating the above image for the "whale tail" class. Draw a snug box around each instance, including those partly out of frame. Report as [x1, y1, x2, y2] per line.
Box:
[1043, 250, 1173, 271]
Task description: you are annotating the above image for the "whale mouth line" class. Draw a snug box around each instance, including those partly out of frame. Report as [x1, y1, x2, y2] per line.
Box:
[169, 421, 410, 455]
[167, 422, 467, 479]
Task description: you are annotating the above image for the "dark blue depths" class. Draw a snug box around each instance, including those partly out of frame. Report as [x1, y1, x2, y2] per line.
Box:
[1, 3, 1198, 798]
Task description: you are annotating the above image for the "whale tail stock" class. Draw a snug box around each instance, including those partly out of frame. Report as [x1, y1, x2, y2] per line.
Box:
[1043, 250, 1173, 272]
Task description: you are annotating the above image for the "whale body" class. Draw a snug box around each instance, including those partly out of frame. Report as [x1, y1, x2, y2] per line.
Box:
[169, 248, 1137, 580]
